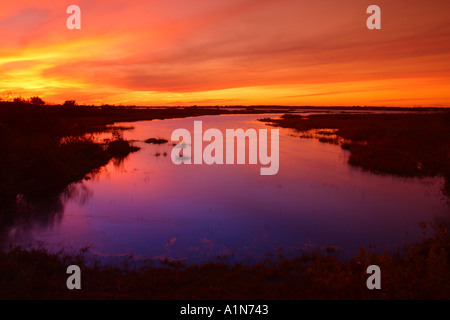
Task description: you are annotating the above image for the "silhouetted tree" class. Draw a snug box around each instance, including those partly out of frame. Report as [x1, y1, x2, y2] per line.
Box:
[30, 96, 45, 105]
[63, 100, 77, 106]
[13, 97, 28, 104]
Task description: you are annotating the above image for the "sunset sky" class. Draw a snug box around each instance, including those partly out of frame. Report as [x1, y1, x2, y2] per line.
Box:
[1, 0, 449, 107]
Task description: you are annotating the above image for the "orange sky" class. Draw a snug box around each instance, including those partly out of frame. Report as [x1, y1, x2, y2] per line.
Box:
[1, 0, 449, 107]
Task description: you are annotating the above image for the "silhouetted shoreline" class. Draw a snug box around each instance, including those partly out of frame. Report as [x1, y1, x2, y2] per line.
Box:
[0, 101, 287, 232]
[260, 111, 450, 200]
[1, 221, 449, 299]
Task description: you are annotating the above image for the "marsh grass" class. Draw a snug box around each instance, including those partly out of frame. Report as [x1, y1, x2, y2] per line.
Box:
[2, 103, 449, 299]
[260, 112, 450, 199]
[0, 222, 448, 299]
[0, 103, 141, 232]
[0, 100, 285, 239]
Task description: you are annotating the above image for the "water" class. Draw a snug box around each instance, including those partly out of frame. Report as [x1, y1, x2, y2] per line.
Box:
[4, 114, 449, 263]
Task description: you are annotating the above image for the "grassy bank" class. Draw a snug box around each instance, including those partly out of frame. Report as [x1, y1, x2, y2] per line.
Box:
[0, 103, 144, 229]
[0, 101, 284, 223]
[0, 222, 448, 299]
[0, 101, 291, 243]
[1, 103, 450, 299]
[260, 112, 450, 199]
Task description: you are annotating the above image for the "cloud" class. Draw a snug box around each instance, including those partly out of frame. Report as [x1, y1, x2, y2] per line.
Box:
[0, 0, 449, 106]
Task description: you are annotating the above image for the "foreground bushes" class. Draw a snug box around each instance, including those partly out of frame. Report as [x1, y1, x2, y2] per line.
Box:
[0, 222, 448, 300]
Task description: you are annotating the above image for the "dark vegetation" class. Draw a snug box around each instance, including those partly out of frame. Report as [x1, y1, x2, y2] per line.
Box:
[0, 222, 449, 299]
[1, 99, 450, 299]
[260, 112, 450, 199]
[144, 138, 169, 144]
[0, 99, 285, 235]
[0, 101, 145, 230]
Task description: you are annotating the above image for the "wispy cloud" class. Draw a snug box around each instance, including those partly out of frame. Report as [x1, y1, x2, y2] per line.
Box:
[1, 0, 449, 106]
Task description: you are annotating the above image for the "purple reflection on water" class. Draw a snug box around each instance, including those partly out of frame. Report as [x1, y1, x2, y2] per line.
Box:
[5, 114, 449, 263]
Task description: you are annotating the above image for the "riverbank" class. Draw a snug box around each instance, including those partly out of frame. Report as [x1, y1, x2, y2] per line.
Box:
[1, 103, 449, 299]
[260, 111, 450, 199]
[0, 102, 287, 233]
[0, 221, 448, 299]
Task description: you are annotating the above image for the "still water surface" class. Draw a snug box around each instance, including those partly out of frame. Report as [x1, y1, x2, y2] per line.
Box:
[5, 114, 449, 263]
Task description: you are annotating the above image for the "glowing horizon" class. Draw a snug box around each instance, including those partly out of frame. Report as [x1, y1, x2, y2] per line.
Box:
[1, 0, 450, 107]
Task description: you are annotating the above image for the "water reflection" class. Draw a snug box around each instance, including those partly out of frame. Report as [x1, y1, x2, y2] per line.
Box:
[0, 182, 92, 247]
[0, 148, 132, 250]
[2, 114, 449, 263]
